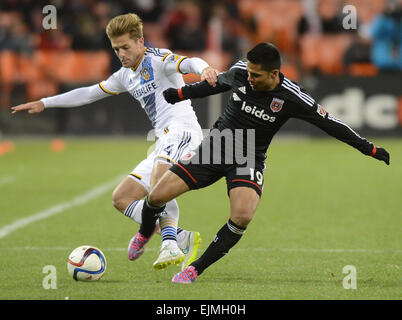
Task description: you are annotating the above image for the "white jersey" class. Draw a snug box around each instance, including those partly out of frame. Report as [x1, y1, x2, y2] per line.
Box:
[41, 46, 209, 137]
[98, 47, 207, 135]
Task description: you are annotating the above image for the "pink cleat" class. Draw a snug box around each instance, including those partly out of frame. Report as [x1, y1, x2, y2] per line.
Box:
[127, 232, 150, 261]
[172, 265, 198, 284]
[128, 225, 159, 261]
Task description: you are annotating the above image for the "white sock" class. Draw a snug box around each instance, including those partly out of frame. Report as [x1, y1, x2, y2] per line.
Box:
[124, 199, 160, 230]
[124, 199, 185, 239]
[159, 199, 180, 244]
[162, 239, 178, 248]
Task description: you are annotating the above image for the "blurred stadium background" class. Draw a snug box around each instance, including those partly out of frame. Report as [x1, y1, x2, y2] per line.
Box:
[0, 0, 401, 300]
[0, 0, 401, 138]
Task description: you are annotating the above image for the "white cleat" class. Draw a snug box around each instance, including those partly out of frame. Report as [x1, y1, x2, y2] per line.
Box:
[153, 244, 185, 270]
[178, 231, 202, 271]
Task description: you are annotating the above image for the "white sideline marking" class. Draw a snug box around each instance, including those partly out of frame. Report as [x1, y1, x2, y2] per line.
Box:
[0, 246, 400, 254]
[0, 176, 16, 187]
[0, 175, 125, 239]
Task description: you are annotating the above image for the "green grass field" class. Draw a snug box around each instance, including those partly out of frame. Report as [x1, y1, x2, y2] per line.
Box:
[0, 137, 400, 300]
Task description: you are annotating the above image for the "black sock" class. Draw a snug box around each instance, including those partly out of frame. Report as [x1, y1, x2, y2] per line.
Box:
[191, 219, 246, 275]
[138, 197, 166, 238]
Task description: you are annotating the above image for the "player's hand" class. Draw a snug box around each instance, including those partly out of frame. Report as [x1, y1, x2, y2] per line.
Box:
[371, 146, 390, 165]
[163, 88, 182, 104]
[11, 101, 45, 114]
[201, 67, 219, 87]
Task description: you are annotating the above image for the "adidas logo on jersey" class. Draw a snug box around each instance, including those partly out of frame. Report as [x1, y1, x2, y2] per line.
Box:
[241, 102, 276, 122]
[238, 86, 246, 94]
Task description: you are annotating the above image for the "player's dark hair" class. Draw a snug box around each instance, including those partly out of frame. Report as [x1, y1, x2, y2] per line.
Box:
[246, 42, 282, 71]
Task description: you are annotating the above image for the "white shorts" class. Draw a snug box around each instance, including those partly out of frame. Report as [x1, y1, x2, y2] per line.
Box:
[128, 122, 203, 191]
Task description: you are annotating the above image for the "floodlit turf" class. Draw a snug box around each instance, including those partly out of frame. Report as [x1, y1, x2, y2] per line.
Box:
[0, 137, 400, 300]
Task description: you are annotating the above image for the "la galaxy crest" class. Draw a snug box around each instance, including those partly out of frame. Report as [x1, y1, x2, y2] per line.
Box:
[140, 56, 154, 84]
[140, 66, 151, 81]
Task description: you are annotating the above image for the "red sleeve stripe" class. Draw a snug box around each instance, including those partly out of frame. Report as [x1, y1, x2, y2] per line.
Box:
[177, 88, 184, 100]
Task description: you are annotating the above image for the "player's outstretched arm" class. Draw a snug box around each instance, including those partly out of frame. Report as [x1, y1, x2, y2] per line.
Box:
[291, 103, 391, 165]
[11, 100, 45, 114]
[11, 84, 111, 115]
[315, 118, 390, 165]
[371, 146, 390, 165]
[163, 79, 230, 104]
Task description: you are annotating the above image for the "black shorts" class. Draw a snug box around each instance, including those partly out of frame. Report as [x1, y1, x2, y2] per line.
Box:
[170, 137, 266, 197]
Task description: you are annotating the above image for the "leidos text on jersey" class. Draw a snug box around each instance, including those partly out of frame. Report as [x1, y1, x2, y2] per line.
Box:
[240, 101, 276, 122]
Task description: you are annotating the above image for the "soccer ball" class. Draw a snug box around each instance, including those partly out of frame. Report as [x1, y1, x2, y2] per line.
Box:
[67, 245, 107, 281]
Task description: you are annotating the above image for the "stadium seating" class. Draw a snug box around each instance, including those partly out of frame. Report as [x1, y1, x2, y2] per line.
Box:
[0, 50, 110, 101]
[34, 50, 110, 83]
[238, 0, 303, 55]
[0, 51, 18, 107]
[0, 0, 390, 108]
[300, 34, 353, 74]
[0, 51, 19, 85]
[347, 62, 379, 77]
[280, 61, 300, 81]
[0, 49, 233, 102]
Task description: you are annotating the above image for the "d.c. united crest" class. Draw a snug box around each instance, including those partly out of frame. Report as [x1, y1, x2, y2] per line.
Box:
[270, 97, 284, 112]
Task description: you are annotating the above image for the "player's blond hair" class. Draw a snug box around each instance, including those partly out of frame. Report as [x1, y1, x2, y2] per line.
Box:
[106, 13, 143, 40]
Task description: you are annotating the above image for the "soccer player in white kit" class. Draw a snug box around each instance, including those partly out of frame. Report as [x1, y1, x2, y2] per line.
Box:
[11, 13, 219, 270]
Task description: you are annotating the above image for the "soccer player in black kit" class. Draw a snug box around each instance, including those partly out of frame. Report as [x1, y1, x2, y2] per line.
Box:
[130, 42, 390, 283]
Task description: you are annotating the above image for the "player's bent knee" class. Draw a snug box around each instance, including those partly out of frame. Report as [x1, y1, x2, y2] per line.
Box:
[112, 187, 140, 214]
[111, 191, 127, 213]
[230, 209, 255, 228]
[148, 170, 189, 207]
[111, 177, 148, 213]
[147, 187, 169, 207]
[111, 188, 121, 210]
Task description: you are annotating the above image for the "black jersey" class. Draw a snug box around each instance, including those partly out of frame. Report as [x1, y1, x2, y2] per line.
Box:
[181, 60, 375, 161]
